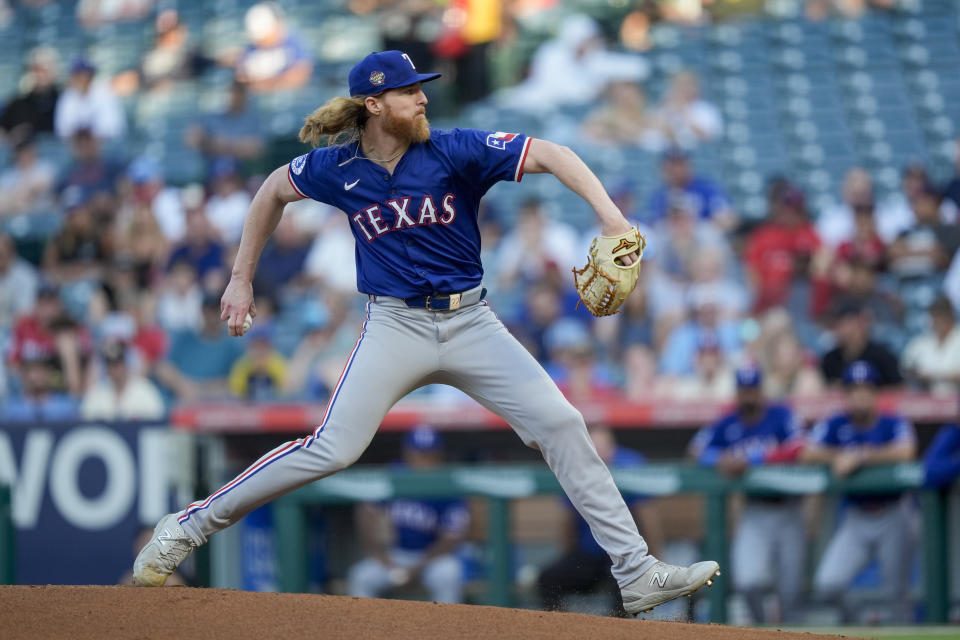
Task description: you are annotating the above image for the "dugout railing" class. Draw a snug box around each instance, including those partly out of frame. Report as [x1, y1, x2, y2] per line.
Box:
[0, 483, 13, 585]
[272, 463, 954, 624]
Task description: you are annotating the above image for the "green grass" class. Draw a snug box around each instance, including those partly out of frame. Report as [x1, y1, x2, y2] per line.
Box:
[784, 628, 960, 640]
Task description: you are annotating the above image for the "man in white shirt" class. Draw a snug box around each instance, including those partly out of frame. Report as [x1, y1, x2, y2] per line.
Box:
[54, 57, 126, 141]
[81, 341, 166, 420]
[901, 296, 960, 395]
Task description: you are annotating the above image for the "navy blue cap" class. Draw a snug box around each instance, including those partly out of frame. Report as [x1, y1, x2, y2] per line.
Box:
[404, 425, 443, 452]
[348, 50, 441, 97]
[70, 56, 96, 75]
[843, 360, 878, 387]
[735, 365, 763, 388]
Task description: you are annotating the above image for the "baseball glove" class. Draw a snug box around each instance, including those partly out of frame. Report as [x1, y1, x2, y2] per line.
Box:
[572, 226, 645, 317]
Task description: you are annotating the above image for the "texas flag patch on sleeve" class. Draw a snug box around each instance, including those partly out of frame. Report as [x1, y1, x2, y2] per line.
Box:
[486, 131, 518, 150]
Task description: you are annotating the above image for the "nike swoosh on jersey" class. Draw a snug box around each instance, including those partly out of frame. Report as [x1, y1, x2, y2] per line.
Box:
[344, 179, 360, 190]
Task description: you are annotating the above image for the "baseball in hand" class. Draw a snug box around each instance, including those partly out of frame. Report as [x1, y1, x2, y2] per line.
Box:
[242, 312, 253, 333]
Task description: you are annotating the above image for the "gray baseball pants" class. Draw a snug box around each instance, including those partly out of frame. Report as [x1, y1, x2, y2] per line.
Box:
[177, 292, 655, 588]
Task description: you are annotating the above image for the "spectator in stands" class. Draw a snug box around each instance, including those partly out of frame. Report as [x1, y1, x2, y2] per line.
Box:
[205, 158, 252, 245]
[185, 80, 266, 174]
[887, 182, 957, 279]
[645, 197, 734, 333]
[166, 203, 226, 293]
[924, 418, 960, 489]
[658, 292, 741, 377]
[435, 0, 501, 105]
[1, 353, 78, 421]
[745, 186, 821, 314]
[81, 340, 165, 420]
[111, 188, 169, 291]
[663, 333, 735, 402]
[252, 214, 310, 297]
[816, 168, 876, 249]
[645, 148, 737, 231]
[820, 299, 902, 388]
[812, 196, 886, 319]
[155, 259, 203, 333]
[0, 231, 39, 335]
[58, 127, 123, 201]
[901, 296, 960, 395]
[54, 57, 126, 141]
[0, 132, 57, 217]
[232, 2, 313, 93]
[43, 186, 110, 286]
[156, 293, 244, 401]
[228, 324, 287, 402]
[0, 46, 60, 138]
[622, 341, 671, 401]
[76, 0, 155, 28]
[498, 198, 578, 290]
[113, 9, 210, 96]
[539, 424, 663, 616]
[542, 319, 618, 403]
[7, 282, 93, 396]
[686, 246, 747, 321]
[690, 366, 806, 623]
[348, 426, 469, 603]
[837, 260, 905, 353]
[282, 303, 331, 399]
[582, 79, 668, 151]
[944, 135, 960, 211]
[881, 164, 956, 243]
[802, 361, 917, 623]
[761, 328, 825, 399]
[494, 13, 647, 112]
[655, 70, 723, 148]
[304, 208, 358, 295]
[127, 291, 167, 379]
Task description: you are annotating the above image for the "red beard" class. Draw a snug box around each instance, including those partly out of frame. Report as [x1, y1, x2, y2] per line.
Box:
[382, 106, 431, 144]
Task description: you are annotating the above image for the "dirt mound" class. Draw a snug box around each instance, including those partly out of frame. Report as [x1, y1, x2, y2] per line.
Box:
[0, 586, 844, 640]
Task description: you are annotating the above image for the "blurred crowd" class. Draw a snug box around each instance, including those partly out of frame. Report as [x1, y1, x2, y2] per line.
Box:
[1, 1, 960, 420]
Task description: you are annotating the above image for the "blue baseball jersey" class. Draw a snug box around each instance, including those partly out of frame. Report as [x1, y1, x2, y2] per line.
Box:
[809, 413, 915, 450]
[288, 129, 531, 298]
[810, 412, 916, 506]
[570, 447, 646, 557]
[388, 498, 470, 552]
[692, 405, 802, 467]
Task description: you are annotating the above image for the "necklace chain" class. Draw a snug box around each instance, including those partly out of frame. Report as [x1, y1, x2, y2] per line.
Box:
[360, 143, 405, 164]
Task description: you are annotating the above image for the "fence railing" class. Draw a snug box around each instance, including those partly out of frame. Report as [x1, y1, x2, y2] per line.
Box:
[273, 462, 953, 623]
[0, 484, 13, 585]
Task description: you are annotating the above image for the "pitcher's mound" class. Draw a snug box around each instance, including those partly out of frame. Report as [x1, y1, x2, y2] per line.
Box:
[0, 586, 844, 640]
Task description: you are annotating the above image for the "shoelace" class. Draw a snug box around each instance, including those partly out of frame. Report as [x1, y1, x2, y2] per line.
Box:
[155, 536, 194, 572]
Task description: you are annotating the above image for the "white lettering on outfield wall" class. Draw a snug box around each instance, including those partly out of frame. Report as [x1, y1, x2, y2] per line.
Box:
[0, 425, 169, 531]
[0, 430, 53, 529]
[49, 427, 136, 530]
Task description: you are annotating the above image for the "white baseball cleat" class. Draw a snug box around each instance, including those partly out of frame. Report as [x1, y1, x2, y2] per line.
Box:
[133, 513, 197, 587]
[621, 560, 721, 615]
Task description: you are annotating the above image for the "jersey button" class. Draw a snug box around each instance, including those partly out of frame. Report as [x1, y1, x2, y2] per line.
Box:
[383, 175, 389, 181]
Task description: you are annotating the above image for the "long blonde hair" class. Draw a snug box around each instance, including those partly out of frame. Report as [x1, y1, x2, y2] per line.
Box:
[298, 96, 369, 147]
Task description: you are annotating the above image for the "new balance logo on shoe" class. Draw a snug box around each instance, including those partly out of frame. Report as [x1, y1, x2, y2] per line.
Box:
[650, 571, 668, 588]
[157, 529, 173, 546]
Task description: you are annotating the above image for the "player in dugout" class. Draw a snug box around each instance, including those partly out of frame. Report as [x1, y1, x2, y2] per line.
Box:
[801, 361, 917, 623]
[688, 365, 807, 624]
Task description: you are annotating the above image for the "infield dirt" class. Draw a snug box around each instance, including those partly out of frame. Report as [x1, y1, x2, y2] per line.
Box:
[0, 585, 851, 639]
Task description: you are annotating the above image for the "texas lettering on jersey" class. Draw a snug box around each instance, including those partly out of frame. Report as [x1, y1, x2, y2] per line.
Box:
[287, 128, 531, 298]
[351, 193, 457, 242]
